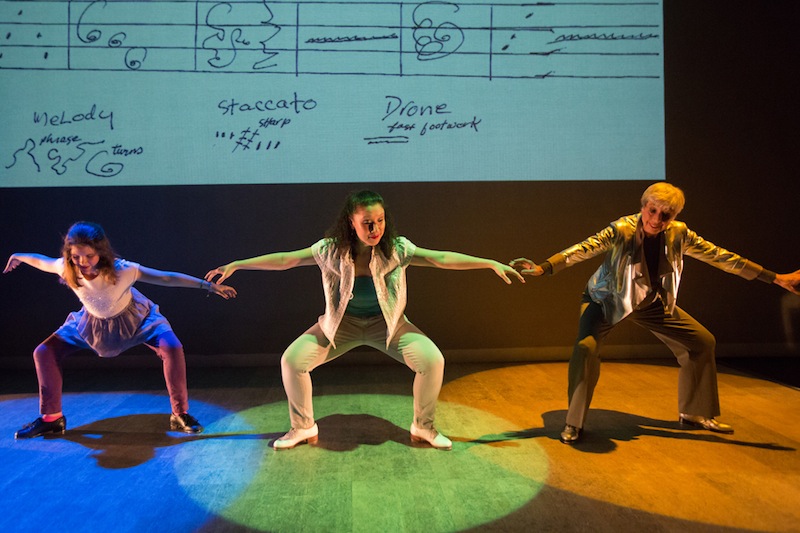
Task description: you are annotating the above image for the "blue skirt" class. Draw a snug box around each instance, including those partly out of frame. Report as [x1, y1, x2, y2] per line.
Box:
[54, 287, 174, 357]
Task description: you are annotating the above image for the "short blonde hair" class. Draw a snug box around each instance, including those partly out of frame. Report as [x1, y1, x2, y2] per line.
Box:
[641, 182, 685, 216]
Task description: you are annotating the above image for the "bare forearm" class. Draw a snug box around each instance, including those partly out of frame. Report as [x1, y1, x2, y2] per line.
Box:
[141, 270, 208, 289]
[419, 250, 499, 270]
[415, 247, 524, 284]
[206, 248, 314, 284]
[229, 252, 305, 272]
[139, 267, 237, 298]
[4, 253, 60, 275]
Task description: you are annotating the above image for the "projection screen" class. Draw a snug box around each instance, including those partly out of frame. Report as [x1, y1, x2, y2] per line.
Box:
[0, 0, 664, 187]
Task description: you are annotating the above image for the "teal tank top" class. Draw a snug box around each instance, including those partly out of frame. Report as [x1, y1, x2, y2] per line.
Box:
[346, 276, 381, 317]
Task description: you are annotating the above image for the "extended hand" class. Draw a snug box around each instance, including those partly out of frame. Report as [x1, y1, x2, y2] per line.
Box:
[775, 269, 800, 295]
[209, 282, 238, 299]
[493, 262, 525, 284]
[509, 257, 545, 276]
[3, 255, 21, 274]
[205, 263, 236, 284]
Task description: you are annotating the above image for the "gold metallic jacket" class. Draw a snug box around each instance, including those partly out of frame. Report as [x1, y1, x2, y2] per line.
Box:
[546, 214, 765, 324]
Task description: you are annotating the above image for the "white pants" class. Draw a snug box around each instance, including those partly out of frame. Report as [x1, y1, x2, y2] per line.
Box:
[281, 314, 445, 430]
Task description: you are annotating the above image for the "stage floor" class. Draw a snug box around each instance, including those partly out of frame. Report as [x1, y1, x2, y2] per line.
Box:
[1, 357, 798, 532]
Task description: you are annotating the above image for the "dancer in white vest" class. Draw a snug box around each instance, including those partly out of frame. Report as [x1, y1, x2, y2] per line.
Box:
[206, 190, 524, 450]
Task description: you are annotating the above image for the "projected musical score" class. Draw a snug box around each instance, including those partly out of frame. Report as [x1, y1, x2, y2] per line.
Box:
[0, 1, 664, 187]
[1, 0, 660, 78]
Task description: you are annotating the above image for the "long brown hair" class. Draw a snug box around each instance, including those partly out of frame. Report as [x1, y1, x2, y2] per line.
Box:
[61, 221, 119, 288]
[324, 190, 398, 259]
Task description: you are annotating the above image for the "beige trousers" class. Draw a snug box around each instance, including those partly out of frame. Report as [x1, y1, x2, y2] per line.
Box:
[281, 314, 445, 430]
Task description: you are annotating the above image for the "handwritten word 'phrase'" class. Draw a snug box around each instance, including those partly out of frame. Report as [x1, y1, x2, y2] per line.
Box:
[33, 104, 115, 131]
[218, 93, 317, 116]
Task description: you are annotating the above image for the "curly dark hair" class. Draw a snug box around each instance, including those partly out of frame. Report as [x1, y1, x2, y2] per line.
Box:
[61, 221, 119, 288]
[325, 190, 398, 259]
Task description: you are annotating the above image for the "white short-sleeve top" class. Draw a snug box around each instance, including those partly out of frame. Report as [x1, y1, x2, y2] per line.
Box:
[57, 257, 141, 319]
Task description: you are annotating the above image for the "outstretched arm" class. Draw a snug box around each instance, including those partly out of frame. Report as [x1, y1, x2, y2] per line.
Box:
[410, 247, 524, 284]
[138, 266, 237, 299]
[510, 222, 618, 278]
[204, 247, 316, 284]
[4, 253, 61, 275]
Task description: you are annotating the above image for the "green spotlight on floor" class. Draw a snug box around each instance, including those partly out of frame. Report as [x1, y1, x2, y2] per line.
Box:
[175, 394, 549, 532]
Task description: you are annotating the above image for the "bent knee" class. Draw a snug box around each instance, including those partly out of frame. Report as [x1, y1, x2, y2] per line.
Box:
[281, 350, 312, 373]
[413, 350, 445, 375]
[33, 337, 67, 361]
[694, 330, 716, 351]
[33, 343, 52, 361]
[574, 336, 600, 358]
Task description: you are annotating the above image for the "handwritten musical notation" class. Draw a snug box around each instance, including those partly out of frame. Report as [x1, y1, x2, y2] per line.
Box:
[0, 0, 662, 79]
[0, 1, 665, 187]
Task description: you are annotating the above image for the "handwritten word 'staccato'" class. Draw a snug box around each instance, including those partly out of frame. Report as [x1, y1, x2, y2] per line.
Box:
[218, 94, 317, 116]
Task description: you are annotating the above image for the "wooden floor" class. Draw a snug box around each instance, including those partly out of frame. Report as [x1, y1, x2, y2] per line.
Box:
[0, 355, 798, 533]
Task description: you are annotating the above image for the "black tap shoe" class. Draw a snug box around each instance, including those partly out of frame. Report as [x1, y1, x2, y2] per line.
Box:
[15, 416, 67, 439]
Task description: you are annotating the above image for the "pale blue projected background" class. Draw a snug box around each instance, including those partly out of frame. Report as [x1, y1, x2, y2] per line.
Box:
[0, 0, 664, 187]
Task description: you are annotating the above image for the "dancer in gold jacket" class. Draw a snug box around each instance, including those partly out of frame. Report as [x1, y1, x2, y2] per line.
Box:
[511, 182, 800, 444]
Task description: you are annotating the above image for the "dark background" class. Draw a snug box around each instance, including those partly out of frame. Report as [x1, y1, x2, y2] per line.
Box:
[1, 1, 798, 364]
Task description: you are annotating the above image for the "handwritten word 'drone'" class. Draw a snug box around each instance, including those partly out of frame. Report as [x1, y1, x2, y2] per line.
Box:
[218, 93, 317, 116]
[382, 96, 450, 121]
[32, 104, 115, 131]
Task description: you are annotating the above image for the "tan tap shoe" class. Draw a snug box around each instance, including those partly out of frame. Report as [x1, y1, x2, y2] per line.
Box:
[679, 414, 734, 434]
[273, 423, 319, 450]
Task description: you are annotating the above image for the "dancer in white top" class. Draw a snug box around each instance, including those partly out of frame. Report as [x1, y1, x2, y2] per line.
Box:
[5, 221, 237, 439]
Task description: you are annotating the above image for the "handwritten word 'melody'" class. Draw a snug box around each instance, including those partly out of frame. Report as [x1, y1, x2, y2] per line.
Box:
[32, 104, 115, 131]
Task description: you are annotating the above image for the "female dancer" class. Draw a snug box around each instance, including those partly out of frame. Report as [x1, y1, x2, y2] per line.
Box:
[206, 190, 523, 450]
[5, 221, 237, 439]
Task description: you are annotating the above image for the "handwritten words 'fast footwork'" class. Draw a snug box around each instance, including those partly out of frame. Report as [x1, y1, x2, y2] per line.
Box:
[382, 95, 481, 137]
